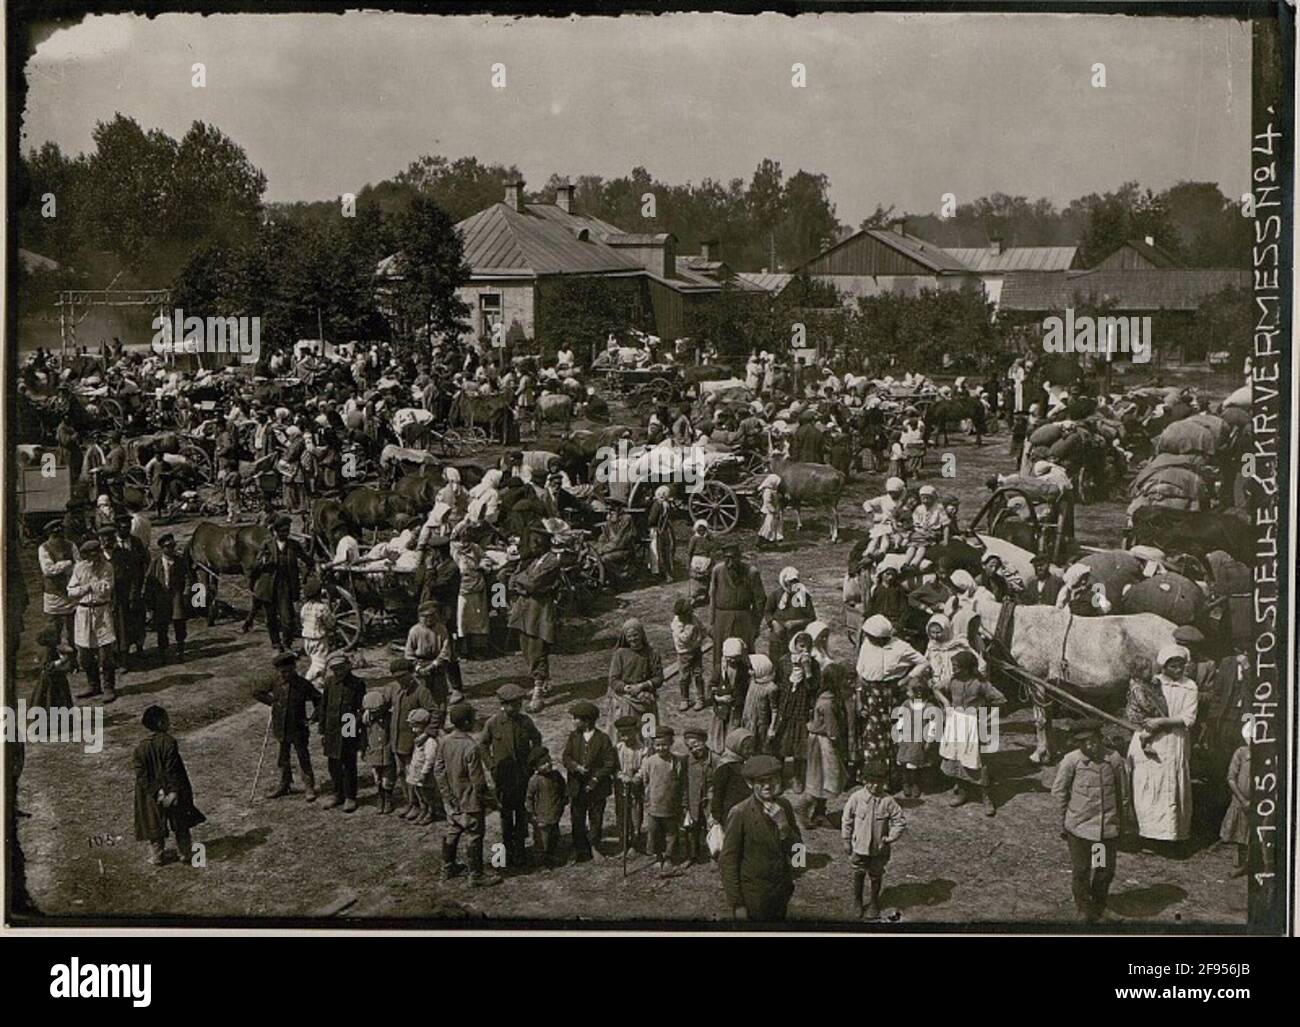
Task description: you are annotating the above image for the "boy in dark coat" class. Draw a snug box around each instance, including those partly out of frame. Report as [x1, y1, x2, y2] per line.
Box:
[478, 682, 542, 867]
[252, 650, 322, 801]
[561, 700, 617, 862]
[682, 727, 714, 863]
[435, 703, 503, 888]
[143, 533, 193, 663]
[318, 652, 367, 812]
[719, 754, 802, 921]
[525, 748, 567, 868]
[133, 705, 205, 866]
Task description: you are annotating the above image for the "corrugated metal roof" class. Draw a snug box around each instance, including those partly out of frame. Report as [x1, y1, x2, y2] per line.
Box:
[999, 269, 1250, 312]
[944, 246, 1078, 273]
[454, 203, 642, 276]
[736, 272, 794, 293]
[1117, 237, 1182, 268]
[798, 228, 971, 274]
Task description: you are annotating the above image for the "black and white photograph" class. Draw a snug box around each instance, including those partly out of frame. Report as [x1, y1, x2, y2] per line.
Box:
[2, 1, 1293, 948]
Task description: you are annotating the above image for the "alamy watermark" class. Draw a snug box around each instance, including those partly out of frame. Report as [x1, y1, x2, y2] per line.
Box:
[3, 701, 103, 753]
[592, 440, 709, 494]
[1041, 308, 1151, 364]
[893, 704, 1000, 750]
[151, 307, 261, 363]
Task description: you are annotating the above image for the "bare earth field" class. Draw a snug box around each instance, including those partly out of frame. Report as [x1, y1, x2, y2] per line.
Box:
[12, 404, 1249, 929]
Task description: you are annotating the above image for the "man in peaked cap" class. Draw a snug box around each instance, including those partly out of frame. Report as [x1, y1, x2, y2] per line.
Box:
[249, 511, 311, 650]
[68, 536, 118, 703]
[318, 652, 365, 812]
[143, 531, 194, 664]
[383, 654, 440, 819]
[562, 700, 617, 861]
[719, 754, 802, 921]
[479, 682, 542, 867]
[252, 650, 323, 801]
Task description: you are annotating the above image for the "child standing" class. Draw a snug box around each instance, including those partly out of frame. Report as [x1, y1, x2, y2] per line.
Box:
[637, 726, 685, 875]
[133, 705, 205, 867]
[30, 625, 74, 711]
[892, 679, 941, 799]
[757, 474, 784, 546]
[525, 747, 568, 868]
[405, 708, 444, 825]
[886, 434, 907, 485]
[613, 714, 646, 855]
[361, 689, 396, 814]
[221, 461, 243, 523]
[299, 577, 335, 683]
[742, 654, 780, 753]
[686, 520, 714, 607]
[671, 596, 707, 713]
[841, 763, 906, 921]
[1221, 719, 1252, 877]
[681, 728, 713, 863]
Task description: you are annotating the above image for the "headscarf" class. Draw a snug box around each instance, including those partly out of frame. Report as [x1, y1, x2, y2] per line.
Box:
[748, 654, 775, 684]
[443, 466, 461, 484]
[617, 617, 646, 649]
[926, 613, 954, 645]
[1157, 643, 1190, 671]
[470, 468, 502, 498]
[950, 569, 977, 593]
[862, 614, 893, 639]
[722, 637, 746, 659]
[806, 620, 831, 658]
[692, 519, 709, 535]
[1062, 562, 1091, 589]
[777, 567, 811, 610]
[718, 727, 754, 767]
[761, 474, 781, 491]
[653, 484, 671, 502]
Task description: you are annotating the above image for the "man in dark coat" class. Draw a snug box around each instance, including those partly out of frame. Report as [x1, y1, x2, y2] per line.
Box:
[250, 514, 312, 650]
[143, 533, 194, 662]
[317, 653, 366, 812]
[789, 412, 825, 464]
[508, 533, 563, 712]
[252, 650, 322, 801]
[384, 656, 441, 818]
[719, 754, 803, 921]
[133, 705, 205, 866]
[707, 543, 766, 689]
[561, 700, 618, 861]
[106, 518, 148, 663]
[479, 683, 542, 867]
[1021, 553, 1064, 606]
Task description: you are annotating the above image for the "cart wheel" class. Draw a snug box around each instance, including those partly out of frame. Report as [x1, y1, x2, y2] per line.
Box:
[438, 430, 464, 457]
[465, 427, 489, 445]
[689, 480, 740, 534]
[179, 444, 213, 485]
[328, 586, 363, 650]
[649, 377, 675, 404]
[742, 450, 769, 476]
[577, 542, 607, 590]
[102, 398, 126, 428]
[123, 466, 148, 490]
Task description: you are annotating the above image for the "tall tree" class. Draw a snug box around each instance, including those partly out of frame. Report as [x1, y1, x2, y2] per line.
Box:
[389, 195, 471, 340]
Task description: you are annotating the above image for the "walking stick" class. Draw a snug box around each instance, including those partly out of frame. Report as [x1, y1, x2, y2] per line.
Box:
[621, 779, 629, 878]
[249, 706, 274, 804]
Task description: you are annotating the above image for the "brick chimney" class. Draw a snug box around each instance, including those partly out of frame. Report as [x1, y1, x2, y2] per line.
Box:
[504, 179, 525, 213]
[989, 237, 1004, 255]
[556, 180, 576, 214]
[701, 239, 719, 262]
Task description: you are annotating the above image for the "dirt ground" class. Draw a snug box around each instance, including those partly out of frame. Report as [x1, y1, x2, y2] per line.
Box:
[11, 390, 1249, 929]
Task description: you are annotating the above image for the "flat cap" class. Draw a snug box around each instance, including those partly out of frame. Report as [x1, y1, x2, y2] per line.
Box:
[407, 708, 432, 726]
[683, 727, 707, 741]
[389, 656, 413, 674]
[527, 747, 552, 770]
[569, 701, 599, 721]
[741, 755, 782, 781]
[272, 650, 299, 667]
[496, 682, 529, 702]
[326, 652, 352, 669]
[613, 714, 641, 730]
[1171, 626, 1204, 645]
[1071, 718, 1104, 741]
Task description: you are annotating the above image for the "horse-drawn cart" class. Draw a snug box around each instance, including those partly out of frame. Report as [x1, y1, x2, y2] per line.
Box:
[16, 451, 72, 544]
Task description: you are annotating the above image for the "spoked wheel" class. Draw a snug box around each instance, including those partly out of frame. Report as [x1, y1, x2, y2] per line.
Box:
[437, 430, 464, 457]
[688, 479, 740, 534]
[464, 427, 489, 445]
[576, 542, 607, 591]
[179, 444, 214, 485]
[742, 450, 769, 476]
[101, 398, 126, 429]
[327, 586, 363, 650]
[649, 377, 676, 405]
[123, 465, 149, 490]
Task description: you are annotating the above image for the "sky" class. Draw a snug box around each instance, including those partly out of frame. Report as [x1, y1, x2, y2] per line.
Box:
[21, 10, 1253, 225]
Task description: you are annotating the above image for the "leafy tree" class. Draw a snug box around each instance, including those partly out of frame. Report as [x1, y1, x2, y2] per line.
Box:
[534, 276, 651, 362]
[389, 195, 471, 341]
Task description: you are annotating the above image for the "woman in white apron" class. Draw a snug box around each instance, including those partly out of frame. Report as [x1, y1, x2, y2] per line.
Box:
[1127, 645, 1198, 845]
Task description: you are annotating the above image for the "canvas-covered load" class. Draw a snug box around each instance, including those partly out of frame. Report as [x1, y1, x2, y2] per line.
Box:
[1079, 549, 1147, 608]
[1156, 412, 1229, 459]
[1121, 571, 1206, 628]
[697, 377, 751, 400]
[995, 474, 1064, 505]
[1129, 453, 1212, 512]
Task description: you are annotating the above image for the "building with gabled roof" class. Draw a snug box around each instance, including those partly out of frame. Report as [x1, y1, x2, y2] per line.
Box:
[791, 223, 981, 303]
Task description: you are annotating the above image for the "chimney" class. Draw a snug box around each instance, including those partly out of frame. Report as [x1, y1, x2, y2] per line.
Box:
[989, 237, 1004, 256]
[556, 180, 575, 214]
[1144, 235, 1155, 247]
[504, 179, 525, 213]
[701, 239, 719, 262]
[892, 218, 907, 237]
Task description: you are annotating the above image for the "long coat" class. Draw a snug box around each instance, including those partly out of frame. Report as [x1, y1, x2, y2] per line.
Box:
[508, 551, 562, 643]
[318, 672, 367, 759]
[252, 672, 322, 741]
[479, 711, 542, 801]
[143, 552, 194, 624]
[719, 795, 803, 919]
[562, 727, 618, 801]
[133, 732, 206, 841]
[251, 536, 311, 606]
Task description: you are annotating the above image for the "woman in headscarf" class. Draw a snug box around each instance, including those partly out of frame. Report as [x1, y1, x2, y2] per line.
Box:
[855, 614, 926, 782]
[436, 466, 469, 523]
[923, 613, 984, 690]
[935, 649, 1006, 815]
[757, 473, 784, 545]
[449, 520, 491, 658]
[741, 654, 780, 751]
[1127, 645, 1198, 847]
[764, 566, 816, 667]
[710, 727, 755, 826]
[865, 564, 908, 629]
[686, 519, 714, 606]
[804, 674, 849, 827]
[1056, 562, 1112, 616]
[707, 637, 751, 757]
[466, 468, 503, 525]
[607, 618, 664, 726]
[94, 492, 117, 532]
[645, 484, 675, 582]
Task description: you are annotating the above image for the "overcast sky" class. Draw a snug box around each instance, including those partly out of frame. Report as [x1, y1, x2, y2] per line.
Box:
[21, 11, 1252, 225]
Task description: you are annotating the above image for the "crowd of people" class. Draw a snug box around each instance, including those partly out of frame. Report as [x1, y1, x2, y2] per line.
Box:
[14, 333, 1255, 924]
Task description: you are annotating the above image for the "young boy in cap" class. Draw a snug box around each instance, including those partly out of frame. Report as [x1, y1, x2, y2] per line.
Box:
[406, 708, 445, 825]
[562, 700, 617, 861]
[637, 726, 685, 874]
[1051, 719, 1130, 923]
[670, 596, 707, 712]
[434, 703, 502, 887]
[479, 682, 542, 867]
[318, 653, 366, 812]
[613, 714, 646, 855]
[299, 577, 335, 683]
[719, 754, 802, 920]
[405, 600, 455, 704]
[361, 687, 396, 813]
[841, 763, 907, 920]
[253, 650, 323, 801]
[525, 748, 568, 869]
[382, 657, 440, 818]
[133, 705, 205, 866]
[681, 727, 713, 863]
